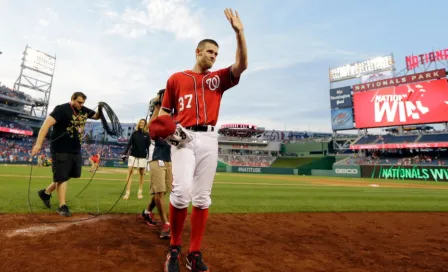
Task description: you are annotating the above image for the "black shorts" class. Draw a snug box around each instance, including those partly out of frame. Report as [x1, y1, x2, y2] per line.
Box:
[51, 153, 83, 183]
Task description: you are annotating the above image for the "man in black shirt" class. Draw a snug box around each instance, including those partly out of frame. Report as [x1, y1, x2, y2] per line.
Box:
[31, 92, 101, 217]
[140, 91, 172, 239]
[122, 118, 151, 200]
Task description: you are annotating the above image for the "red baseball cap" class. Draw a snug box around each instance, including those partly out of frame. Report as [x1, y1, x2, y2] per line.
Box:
[149, 115, 177, 140]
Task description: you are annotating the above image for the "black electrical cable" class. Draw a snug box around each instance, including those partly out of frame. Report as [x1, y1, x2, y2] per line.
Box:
[99, 102, 123, 138]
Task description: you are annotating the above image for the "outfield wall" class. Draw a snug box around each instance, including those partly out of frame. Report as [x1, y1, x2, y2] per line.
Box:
[313, 163, 448, 182]
[311, 164, 361, 178]
[214, 156, 334, 175]
[361, 165, 448, 182]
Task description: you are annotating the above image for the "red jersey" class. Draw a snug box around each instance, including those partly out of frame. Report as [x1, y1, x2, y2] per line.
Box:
[91, 154, 99, 163]
[161, 66, 240, 127]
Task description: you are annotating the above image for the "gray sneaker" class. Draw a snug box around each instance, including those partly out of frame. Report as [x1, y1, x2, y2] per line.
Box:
[160, 223, 171, 239]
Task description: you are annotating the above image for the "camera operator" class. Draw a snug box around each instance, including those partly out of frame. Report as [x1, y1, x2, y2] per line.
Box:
[139, 89, 172, 239]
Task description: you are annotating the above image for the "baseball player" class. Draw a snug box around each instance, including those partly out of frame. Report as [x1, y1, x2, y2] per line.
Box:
[150, 8, 248, 272]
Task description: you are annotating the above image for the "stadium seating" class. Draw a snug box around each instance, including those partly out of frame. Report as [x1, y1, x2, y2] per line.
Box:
[377, 134, 418, 143]
[218, 154, 276, 167]
[353, 133, 448, 146]
[0, 136, 126, 163]
[353, 135, 377, 144]
[218, 135, 269, 143]
[418, 134, 448, 142]
[0, 119, 32, 131]
[0, 85, 34, 103]
[0, 137, 37, 163]
[344, 154, 448, 166]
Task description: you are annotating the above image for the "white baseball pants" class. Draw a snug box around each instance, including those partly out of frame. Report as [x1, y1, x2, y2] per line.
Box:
[169, 131, 218, 209]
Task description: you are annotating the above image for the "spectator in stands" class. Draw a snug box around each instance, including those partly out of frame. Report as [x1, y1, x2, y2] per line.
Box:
[32, 92, 102, 217]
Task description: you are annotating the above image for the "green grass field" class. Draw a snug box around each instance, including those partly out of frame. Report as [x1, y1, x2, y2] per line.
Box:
[1, 165, 448, 215]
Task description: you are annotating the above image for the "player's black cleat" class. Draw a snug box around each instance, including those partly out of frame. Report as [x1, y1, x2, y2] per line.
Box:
[164, 245, 181, 272]
[186, 251, 209, 272]
[38, 189, 51, 209]
[139, 210, 158, 227]
[57, 205, 72, 217]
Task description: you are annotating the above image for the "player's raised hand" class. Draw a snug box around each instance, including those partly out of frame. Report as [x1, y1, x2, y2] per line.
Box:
[225, 8, 243, 33]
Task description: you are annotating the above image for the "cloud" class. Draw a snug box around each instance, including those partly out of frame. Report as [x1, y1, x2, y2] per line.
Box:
[38, 19, 49, 26]
[105, 0, 205, 40]
[46, 8, 58, 19]
[94, 0, 111, 9]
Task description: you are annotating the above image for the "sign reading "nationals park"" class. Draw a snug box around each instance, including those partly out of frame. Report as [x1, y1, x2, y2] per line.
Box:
[352, 69, 446, 92]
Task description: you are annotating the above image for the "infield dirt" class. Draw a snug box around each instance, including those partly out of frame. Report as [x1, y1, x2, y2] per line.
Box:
[1, 212, 447, 272]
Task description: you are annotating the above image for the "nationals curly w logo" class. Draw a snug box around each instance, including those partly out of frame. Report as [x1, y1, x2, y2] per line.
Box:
[206, 75, 220, 91]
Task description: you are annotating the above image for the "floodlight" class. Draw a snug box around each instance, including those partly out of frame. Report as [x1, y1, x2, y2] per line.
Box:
[23, 47, 56, 76]
[329, 55, 394, 82]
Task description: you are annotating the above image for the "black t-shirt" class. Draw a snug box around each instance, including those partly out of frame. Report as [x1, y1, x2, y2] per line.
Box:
[49, 103, 95, 154]
[123, 130, 151, 158]
[151, 139, 171, 162]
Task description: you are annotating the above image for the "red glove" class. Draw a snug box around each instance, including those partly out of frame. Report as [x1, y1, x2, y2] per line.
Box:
[149, 115, 177, 140]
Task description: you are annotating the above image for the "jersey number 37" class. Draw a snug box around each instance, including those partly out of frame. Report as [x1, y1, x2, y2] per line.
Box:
[179, 94, 193, 112]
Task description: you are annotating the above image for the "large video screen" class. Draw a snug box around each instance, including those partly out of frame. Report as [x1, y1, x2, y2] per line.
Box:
[353, 78, 448, 128]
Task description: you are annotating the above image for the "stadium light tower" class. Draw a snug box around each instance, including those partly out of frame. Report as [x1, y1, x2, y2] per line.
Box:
[13, 45, 56, 119]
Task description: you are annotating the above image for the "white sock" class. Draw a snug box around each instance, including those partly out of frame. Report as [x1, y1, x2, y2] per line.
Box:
[144, 209, 150, 214]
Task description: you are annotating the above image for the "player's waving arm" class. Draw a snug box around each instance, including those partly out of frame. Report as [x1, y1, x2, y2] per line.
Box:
[225, 8, 248, 78]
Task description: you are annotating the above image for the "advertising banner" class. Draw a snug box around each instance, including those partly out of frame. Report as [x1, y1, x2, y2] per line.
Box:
[360, 71, 394, 83]
[330, 86, 352, 109]
[331, 108, 354, 130]
[353, 69, 446, 92]
[0, 126, 33, 136]
[231, 166, 296, 175]
[333, 164, 361, 177]
[361, 165, 448, 182]
[353, 78, 448, 129]
[350, 142, 448, 150]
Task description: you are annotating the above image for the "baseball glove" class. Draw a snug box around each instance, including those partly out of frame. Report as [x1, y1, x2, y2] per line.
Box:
[165, 124, 192, 148]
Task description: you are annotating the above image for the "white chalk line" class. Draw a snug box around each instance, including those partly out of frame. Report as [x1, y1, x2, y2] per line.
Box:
[4, 214, 115, 238]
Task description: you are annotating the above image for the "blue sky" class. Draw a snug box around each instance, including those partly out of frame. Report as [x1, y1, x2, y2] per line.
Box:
[0, 0, 447, 133]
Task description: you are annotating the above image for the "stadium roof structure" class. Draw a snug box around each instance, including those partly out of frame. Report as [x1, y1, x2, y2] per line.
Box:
[218, 123, 265, 137]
